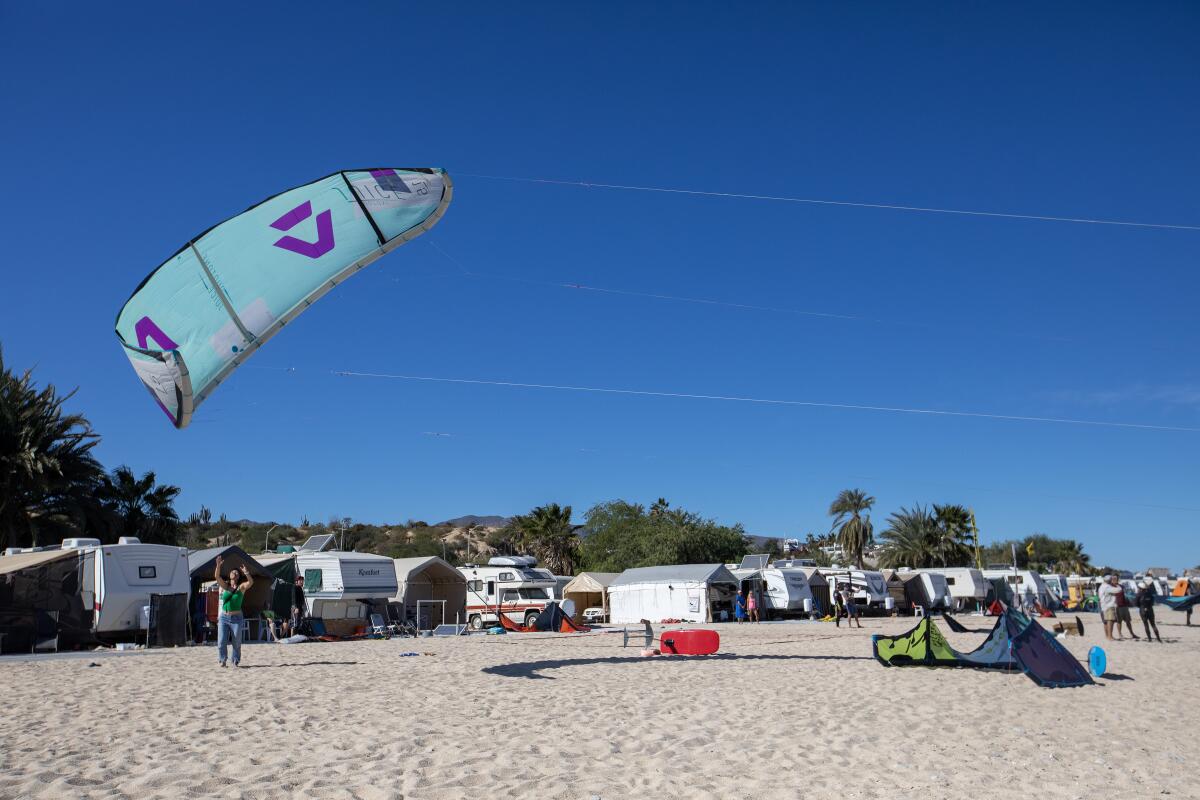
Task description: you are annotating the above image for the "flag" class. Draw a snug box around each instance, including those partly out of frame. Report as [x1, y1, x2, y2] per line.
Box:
[1025, 541, 1035, 558]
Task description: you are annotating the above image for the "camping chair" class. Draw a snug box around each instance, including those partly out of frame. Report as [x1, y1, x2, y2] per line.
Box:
[260, 611, 279, 642]
[369, 613, 399, 638]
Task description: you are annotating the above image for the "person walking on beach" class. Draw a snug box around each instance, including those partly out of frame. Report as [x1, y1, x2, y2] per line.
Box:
[734, 590, 747, 623]
[214, 555, 253, 667]
[1098, 574, 1124, 641]
[746, 586, 760, 623]
[1135, 578, 1162, 643]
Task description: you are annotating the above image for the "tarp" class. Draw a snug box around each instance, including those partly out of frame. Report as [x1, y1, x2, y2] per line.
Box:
[873, 608, 1092, 688]
[0, 549, 90, 653]
[0, 549, 76, 575]
[562, 572, 618, 622]
[392, 556, 466, 628]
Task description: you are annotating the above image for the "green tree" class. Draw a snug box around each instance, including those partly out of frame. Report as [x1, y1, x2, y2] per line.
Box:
[878, 505, 939, 569]
[580, 499, 748, 572]
[97, 466, 182, 545]
[0, 347, 105, 548]
[828, 488, 875, 568]
[506, 503, 579, 574]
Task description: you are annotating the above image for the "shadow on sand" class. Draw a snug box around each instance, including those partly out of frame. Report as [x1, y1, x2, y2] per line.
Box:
[483, 653, 871, 680]
[1100, 672, 1134, 681]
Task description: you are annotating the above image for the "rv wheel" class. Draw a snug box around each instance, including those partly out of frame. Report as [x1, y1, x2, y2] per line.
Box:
[469, 614, 484, 630]
[524, 611, 539, 629]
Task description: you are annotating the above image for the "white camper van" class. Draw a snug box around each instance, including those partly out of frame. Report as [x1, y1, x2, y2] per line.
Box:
[72, 537, 191, 639]
[916, 567, 986, 611]
[817, 567, 889, 610]
[458, 556, 556, 630]
[296, 551, 398, 624]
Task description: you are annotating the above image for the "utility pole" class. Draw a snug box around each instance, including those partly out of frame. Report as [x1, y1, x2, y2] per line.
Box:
[263, 524, 279, 553]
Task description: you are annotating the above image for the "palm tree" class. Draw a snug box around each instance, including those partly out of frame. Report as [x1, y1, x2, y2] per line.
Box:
[930, 503, 974, 567]
[0, 346, 105, 548]
[828, 489, 875, 568]
[878, 505, 939, 568]
[509, 503, 579, 574]
[98, 466, 182, 545]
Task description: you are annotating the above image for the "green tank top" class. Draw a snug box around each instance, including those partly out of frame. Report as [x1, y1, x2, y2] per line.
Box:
[221, 589, 245, 613]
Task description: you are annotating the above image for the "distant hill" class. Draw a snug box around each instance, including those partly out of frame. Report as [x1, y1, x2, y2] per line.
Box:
[439, 515, 510, 529]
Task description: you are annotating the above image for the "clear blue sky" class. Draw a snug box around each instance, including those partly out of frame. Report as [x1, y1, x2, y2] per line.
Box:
[2, 2, 1197, 570]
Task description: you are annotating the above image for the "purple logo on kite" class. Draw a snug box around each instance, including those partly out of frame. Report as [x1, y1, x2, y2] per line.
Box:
[135, 316, 179, 350]
[271, 200, 335, 259]
[371, 169, 411, 194]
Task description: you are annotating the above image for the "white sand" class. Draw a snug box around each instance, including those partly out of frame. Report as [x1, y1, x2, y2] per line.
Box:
[1, 615, 1196, 799]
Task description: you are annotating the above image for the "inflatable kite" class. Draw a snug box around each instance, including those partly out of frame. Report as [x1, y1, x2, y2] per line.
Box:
[115, 168, 452, 427]
[872, 607, 1094, 688]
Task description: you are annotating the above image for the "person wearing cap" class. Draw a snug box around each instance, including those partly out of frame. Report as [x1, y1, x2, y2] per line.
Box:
[1098, 574, 1124, 641]
[1112, 576, 1140, 640]
[1135, 577, 1162, 643]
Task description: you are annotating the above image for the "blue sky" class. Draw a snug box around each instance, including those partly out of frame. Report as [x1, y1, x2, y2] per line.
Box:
[1, 2, 1197, 569]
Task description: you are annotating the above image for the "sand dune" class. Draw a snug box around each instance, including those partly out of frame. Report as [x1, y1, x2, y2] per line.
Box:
[1, 616, 1196, 799]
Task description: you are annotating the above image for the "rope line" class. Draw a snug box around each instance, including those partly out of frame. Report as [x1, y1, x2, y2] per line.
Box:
[332, 371, 1200, 433]
[460, 173, 1200, 232]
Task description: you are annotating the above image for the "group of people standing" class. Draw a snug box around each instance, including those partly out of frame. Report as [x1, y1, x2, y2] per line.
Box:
[1098, 573, 1163, 643]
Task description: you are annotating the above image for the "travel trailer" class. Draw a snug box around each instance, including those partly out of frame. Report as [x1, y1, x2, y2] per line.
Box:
[458, 556, 556, 630]
[896, 569, 953, 610]
[817, 567, 889, 610]
[295, 551, 398, 633]
[73, 537, 191, 639]
[729, 556, 815, 618]
[918, 567, 989, 611]
[982, 568, 1051, 608]
[1041, 573, 1070, 608]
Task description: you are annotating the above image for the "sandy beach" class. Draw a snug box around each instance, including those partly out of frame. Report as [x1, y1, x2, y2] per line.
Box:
[1, 615, 1196, 800]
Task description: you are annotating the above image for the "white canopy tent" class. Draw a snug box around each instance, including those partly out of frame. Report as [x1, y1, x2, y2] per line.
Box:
[608, 564, 738, 624]
[561, 572, 619, 622]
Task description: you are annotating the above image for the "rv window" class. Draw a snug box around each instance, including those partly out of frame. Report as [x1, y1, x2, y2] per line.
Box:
[945, 577, 956, 585]
[138, 566, 157, 579]
[519, 588, 548, 600]
[499, 571, 514, 582]
[467, 580, 483, 592]
[304, 569, 323, 593]
[486, 580, 495, 595]
[501, 589, 519, 603]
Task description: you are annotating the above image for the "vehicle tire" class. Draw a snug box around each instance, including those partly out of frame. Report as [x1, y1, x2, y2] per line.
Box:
[524, 611, 539, 629]
[468, 614, 484, 630]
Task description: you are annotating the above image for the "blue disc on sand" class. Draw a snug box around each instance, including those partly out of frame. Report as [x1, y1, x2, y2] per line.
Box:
[1088, 645, 1107, 677]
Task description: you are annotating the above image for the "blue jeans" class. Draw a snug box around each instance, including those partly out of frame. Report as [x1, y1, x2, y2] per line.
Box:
[217, 613, 243, 665]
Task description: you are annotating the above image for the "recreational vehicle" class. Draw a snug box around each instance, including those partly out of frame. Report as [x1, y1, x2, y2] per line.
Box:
[729, 556, 815, 619]
[817, 567, 889, 610]
[296, 551, 398, 633]
[981, 568, 1051, 608]
[1040, 573, 1070, 608]
[918, 567, 988, 611]
[458, 556, 556, 630]
[74, 537, 191, 640]
[896, 569, 952, 611]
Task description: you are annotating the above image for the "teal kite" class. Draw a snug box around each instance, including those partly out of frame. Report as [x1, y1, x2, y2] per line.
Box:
[115, 168, 452, 428]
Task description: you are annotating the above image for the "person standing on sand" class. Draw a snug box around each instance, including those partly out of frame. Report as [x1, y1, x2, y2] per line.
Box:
[842, 584, 862, 629]
[1098, 574, 1123, 641]
[1113, 578, 1139, 640]
[214, 555, 254, 667]
[1135, 578, 1162, 643]
[746, 586, 760, 623]
[734, 590, 747, 623]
